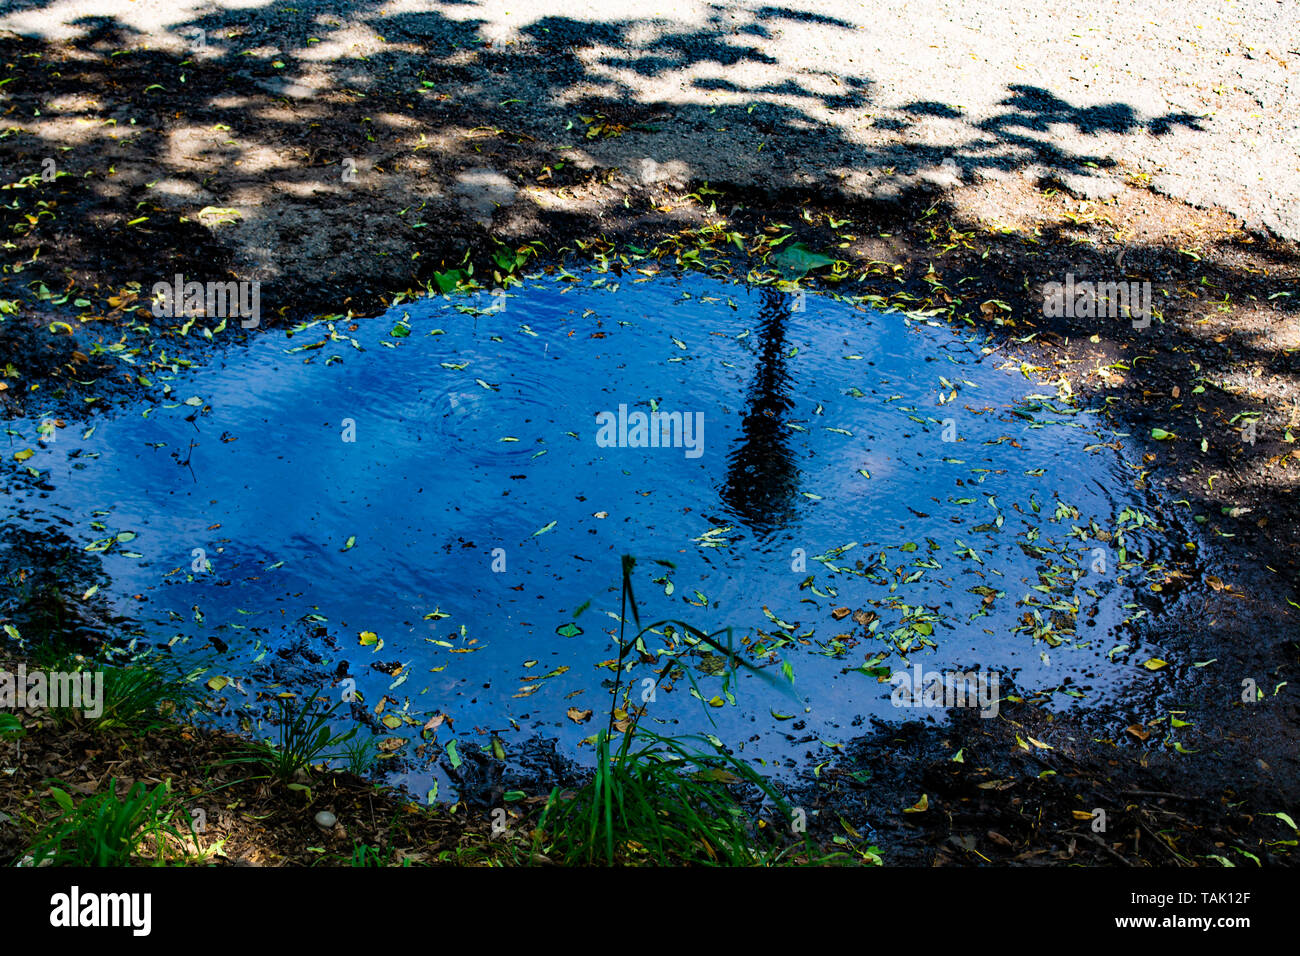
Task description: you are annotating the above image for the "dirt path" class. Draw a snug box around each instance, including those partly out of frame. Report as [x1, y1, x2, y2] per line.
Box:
[3, 0, 1297, 238]
[0, 3, 1297, 866]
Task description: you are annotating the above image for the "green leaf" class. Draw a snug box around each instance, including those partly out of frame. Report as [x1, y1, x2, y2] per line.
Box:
[771, 242, 834, 275]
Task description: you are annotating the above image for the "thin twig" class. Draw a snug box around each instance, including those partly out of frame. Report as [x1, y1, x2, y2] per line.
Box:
[1122, 789, 1208, 802]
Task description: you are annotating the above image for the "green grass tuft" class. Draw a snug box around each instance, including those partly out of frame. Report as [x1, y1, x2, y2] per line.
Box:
[25, 778, 187, 867]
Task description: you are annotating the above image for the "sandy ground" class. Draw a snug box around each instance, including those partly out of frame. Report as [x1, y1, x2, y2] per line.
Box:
[3, 0, 1297, 238]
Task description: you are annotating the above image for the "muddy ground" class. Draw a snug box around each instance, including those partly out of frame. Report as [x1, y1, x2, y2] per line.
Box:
[0, 15, 1297, 865]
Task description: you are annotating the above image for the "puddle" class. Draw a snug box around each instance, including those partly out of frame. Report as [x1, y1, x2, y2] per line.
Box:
[1, 270, 1192, 796]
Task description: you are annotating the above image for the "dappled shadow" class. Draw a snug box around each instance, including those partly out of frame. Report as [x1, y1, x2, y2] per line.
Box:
[0, 0, 1297, 856]
[0, 0, 1224, 310]
[0, 0, 1293, 581]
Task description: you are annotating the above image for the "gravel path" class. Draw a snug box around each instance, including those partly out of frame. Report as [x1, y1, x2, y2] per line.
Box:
[3, 0, 1296, 237]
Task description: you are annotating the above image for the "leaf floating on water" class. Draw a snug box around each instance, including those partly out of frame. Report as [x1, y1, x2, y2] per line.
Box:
[342, 536, 356, 551]
[446, 739, 461, 768]
[762, 605, 796, 631]
[206, 676, 229, 692]
[359, 630, 379, 647]
[13, 449, 33, 461]
[422, 713, 445, 736]
[692, 525, 733, 548]
[533, 520, 557, 537]
[555, 622, 583, 638]
[1142, 658, 1168, 670]
[566, 707, 593, 724]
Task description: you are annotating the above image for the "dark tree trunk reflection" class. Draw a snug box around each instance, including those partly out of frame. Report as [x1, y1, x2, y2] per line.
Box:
[721, 289, 800, 535]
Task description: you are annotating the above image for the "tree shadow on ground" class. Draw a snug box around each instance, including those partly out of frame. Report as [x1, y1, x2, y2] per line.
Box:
[0, 2, 1296, 865]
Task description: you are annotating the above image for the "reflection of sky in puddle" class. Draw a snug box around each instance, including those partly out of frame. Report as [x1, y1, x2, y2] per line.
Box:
[3, 271, 1182, 796]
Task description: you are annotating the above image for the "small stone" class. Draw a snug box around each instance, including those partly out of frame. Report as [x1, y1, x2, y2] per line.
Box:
[314, 810, 337, 829]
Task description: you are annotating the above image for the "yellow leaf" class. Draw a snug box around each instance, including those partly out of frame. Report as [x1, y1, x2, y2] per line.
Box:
[206, 675, 229, 691]
[1142, 658, 1168, 671]
[13, 449, 33, 461]
[903, 793, 929, 813]
[692, 768, 739, 783]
